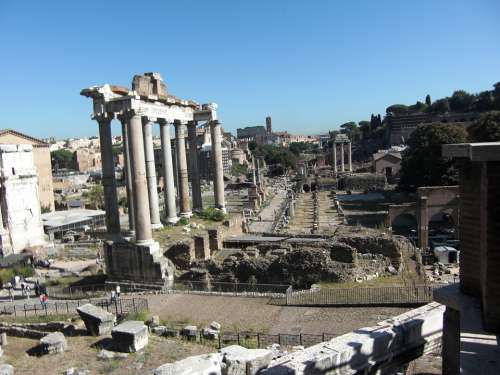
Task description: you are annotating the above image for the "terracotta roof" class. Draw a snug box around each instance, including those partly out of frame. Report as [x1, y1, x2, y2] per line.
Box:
[0, 129, 49, 146]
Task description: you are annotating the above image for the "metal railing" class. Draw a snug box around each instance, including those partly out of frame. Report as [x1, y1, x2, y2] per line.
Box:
[285, 285, 438, 306]
[0, 297, 148, 318]
[157, 326, 338, 349]
[170, 281, 290, 296]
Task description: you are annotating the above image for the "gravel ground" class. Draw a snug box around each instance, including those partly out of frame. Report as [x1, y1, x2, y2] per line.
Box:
[146, 294, 409, 335]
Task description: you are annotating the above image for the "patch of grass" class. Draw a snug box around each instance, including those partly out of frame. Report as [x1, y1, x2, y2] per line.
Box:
[0, 265, 35, 286]
[0, 314, 73, 324]
[196, 207, 226, 222]
[125, 309, 151, 322]
[177, 217, 189, 226]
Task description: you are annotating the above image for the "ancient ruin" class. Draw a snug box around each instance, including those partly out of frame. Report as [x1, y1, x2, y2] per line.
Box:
[81, 72, 226, 284]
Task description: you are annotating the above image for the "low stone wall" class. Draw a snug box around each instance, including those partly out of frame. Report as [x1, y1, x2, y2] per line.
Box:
[262, 302, 444, 374]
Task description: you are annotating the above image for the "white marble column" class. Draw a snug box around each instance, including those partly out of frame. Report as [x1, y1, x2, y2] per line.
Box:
[333, 143, 338, 173]
[127, 113, 152, 244]
[348, 142, 352, 172]
[174, 120, 192, 217]
[210, 120, 226, 213]
[340, 142, 345, 172]
[119, 116, 135, 234]
[142, 117, 162, 229]
[96, 113, 120, 237]
[159, 120, 178, 224]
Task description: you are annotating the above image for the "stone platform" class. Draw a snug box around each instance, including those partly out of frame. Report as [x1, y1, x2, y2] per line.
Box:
[112, 321, 148, 353]
[104, 239, 174, 284]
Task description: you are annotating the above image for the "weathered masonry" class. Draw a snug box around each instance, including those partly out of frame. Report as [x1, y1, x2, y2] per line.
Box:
[332, 133, 352, 174]
[81, 72, 226, 283]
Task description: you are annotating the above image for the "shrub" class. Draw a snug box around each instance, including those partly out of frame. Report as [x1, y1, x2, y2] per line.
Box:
[198, 207, 225, 222]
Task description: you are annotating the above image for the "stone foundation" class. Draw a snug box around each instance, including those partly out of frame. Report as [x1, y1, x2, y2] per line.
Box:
[104, 239, 174, 284]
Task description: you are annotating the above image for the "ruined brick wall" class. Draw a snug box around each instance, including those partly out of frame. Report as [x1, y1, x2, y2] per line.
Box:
[458, 161, 482, 296]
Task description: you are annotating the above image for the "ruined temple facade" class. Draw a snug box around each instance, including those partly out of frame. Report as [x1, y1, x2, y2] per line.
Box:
[81, 72, 226, 283]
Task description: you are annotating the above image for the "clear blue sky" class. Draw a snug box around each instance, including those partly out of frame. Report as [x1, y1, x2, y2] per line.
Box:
[1, 0, 499, 139]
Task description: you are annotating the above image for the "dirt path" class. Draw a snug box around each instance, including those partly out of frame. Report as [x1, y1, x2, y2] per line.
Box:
[146, 294, 408, 335]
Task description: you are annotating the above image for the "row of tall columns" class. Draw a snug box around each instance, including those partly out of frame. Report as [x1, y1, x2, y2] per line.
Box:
[96, 114, 227, 243]
[332, 142, 353, 173]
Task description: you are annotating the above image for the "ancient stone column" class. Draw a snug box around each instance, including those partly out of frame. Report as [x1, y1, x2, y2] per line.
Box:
[159, 120, 178, 224]
[96, 114, 120, 237]
[348, 142, 352, 172]
[340, 142, 345, 172]
[187, 120, 203, 212]
[210, 120, 226, 213]
[119, 116, 135, 234]
[127, 113, 152, 244]
[255, 157, 261, 184]
[174, 120, 192, 217]
[251, 156, 257, 185]
[142, 117, 162, 229]
[333, 143, 337, 173]
[418, 196, 429, 250]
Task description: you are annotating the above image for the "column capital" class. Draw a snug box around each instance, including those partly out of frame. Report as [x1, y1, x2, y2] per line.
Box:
[141, 116, 157, 124]
[93, 112, 114, 124]
[157, 118, 170, 126]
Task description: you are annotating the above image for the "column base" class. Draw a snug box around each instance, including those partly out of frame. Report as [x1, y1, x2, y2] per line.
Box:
[151, 222, 164, 230]
[166, 216, 179, 224]
[216, 207, 227, 214]
[180, 211, 193, 218]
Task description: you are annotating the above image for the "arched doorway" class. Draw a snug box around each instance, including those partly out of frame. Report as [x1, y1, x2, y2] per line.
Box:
[392, 213, 417, 235]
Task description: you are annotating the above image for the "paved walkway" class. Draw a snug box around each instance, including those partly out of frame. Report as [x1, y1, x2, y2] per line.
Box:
[248, 188, 288, 233]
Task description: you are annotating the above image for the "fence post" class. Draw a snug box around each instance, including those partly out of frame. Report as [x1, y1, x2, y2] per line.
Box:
[34, 303, 37, 316]
[237, 333, 240, 346]
[44, 303, 48, 317]
[218, 333, 221, 349]
[257, 333, 260, 349]
[55, 302, 58, 314]
[66, 301, 69, 314]
[24, 303, 27, 318]
[322, 333, 326, 342]
[132, 298, 136, 313]
[300, 333, 303, 346]
[13, 305, 16, 317]
[278, 334, 281, 345]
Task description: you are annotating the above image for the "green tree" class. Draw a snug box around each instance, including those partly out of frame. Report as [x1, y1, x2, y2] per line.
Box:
[449, 90, 475, 112]
[468, 111, 500, 142]
[88, 185, 105, 209]
[51, 149, 75, 170]
[425, 94, 432, 107]
[429, 98, 450, 114]
[399, 123, 467, 190]
[340, 121, 360, 140]
[358, 120, 371, 138]
[386, 104, 409, 115]
[231, 162, 248, 176]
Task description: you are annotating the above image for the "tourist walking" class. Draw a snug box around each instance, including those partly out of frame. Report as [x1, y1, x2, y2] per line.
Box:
[115, 284, 121, 299]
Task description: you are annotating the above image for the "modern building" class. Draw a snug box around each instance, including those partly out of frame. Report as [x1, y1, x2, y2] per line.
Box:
[0, 129, 55, 211]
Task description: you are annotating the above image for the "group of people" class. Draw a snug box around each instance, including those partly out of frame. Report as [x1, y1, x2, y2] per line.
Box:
[110, 284, 121, 302]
